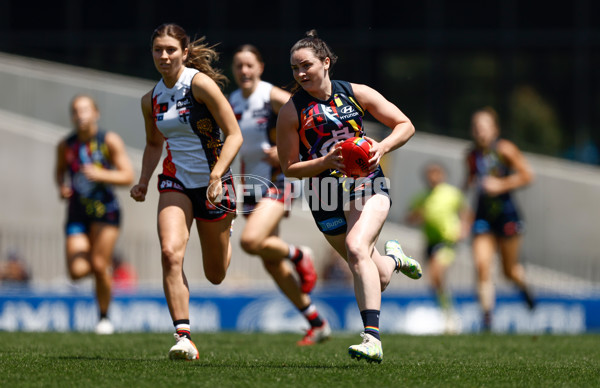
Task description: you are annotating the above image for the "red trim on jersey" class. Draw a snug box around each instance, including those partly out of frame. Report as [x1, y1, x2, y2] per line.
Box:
[195, 213, 228, 222]
[222, 180, 235, 208]
[162, 140, 177, 178]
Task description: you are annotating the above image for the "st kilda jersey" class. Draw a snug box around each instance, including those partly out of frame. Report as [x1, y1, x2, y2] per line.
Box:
[291, 80, 365, 177]
[229, 80, 281, 183]
[152, 67, 226, 188]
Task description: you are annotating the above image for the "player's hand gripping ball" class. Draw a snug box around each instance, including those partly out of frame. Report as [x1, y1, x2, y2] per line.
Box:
[340, 137, 372, 178]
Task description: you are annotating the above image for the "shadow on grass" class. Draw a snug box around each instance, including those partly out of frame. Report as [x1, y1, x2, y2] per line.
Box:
[52, 355, 369, 369]
[54, 355, 164, 362]
[188, 363, 365, 370]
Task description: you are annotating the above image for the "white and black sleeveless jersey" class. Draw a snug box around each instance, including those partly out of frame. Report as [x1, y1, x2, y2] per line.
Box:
[229, 81, 282, 183]
[152, 67, 227, 188]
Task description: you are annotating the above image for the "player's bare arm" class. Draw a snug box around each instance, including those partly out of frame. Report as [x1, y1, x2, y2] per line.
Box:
[276, 101, 344, 179]
[82, 132, 134, 186]
[351, 83, 414, 165]
[130, 91, 164, 202]
[482, 139, 534, 196]
[55, 140, 72, 199]
[263, 86, 292, 166]
[270, 86, 292, 115]
[192, 72, 243, 201]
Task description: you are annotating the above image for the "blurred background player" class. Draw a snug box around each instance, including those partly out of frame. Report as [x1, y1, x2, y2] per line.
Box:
[55, 94, 134, 334]
[322, 247, 353, 287]
[406, 161, 470, 333]
[229, 44, 330, 345]
[277, 30, 422, 363]
[0, 249, 30, 287]
[465, 107, 535, 331]
[111, 251, 138, 292]
[130, 24, 242, 360]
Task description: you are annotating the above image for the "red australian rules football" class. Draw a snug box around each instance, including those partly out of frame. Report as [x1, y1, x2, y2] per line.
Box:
[340, 137, 371, 178]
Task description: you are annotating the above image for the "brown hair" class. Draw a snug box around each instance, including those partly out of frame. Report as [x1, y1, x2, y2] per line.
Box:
[290, 29, 337, 67]
[289, 30, 338, 93]
[472, 106, 501, 132]
[233, 44, 264, 65]
[70, 94, 99, 114]
[151, 23, 228, 89]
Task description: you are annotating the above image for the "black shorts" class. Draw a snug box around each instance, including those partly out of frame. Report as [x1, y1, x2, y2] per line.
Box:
[158, 174, 237, 222]
[241, 175, 292, 215]
[65, 196, 121, 235]
[305, 166, 391, 236]
[472, 194, 524, 237]
[425, 241, 456, 265]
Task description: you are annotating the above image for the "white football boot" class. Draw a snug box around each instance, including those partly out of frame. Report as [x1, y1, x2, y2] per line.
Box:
[95, 318, 114, 335]
[168, 333, 199, 360]
[385, 240, 423, 280]
[348, 332, 383, 363]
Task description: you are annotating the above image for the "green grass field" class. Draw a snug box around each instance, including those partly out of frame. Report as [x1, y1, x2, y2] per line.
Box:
[2, 332, 599, 387]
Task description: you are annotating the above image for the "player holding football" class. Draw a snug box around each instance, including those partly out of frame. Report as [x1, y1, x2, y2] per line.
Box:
[130, 23, 242, 359]
[277, 30, 423, 363]
[465, 107, 535, 331]
[229, 44, 330, 345]
[55, 94, 134, 335]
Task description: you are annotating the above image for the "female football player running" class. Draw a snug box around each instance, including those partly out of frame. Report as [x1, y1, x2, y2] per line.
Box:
[55, 94, 134, 335]
[229, 44, 330, 345]
[277, 30, 423, 363]
[465, 107, 535, 331]
[130, 23, 242, 359]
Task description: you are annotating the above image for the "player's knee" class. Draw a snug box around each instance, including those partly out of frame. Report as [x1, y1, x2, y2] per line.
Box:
[503, 266, 521, 281]
[205, 269, 226, 285]
[240, 236, 261, 255]
[68, 269, 86, 281]
[160, 242, 184, 269]
[345, 240, 368, 263]
[67, 257, 90, 280]
[90, 259, 109, 276]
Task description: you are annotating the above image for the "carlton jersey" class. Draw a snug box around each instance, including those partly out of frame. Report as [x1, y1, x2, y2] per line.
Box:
[291, 80, 391, 235]
[153, 67, 226, 188]
[291, 80, 365, 178]
[63, 130, 120, 223]
[229, 81, 283, 183]
[467, 139, 523, 236]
